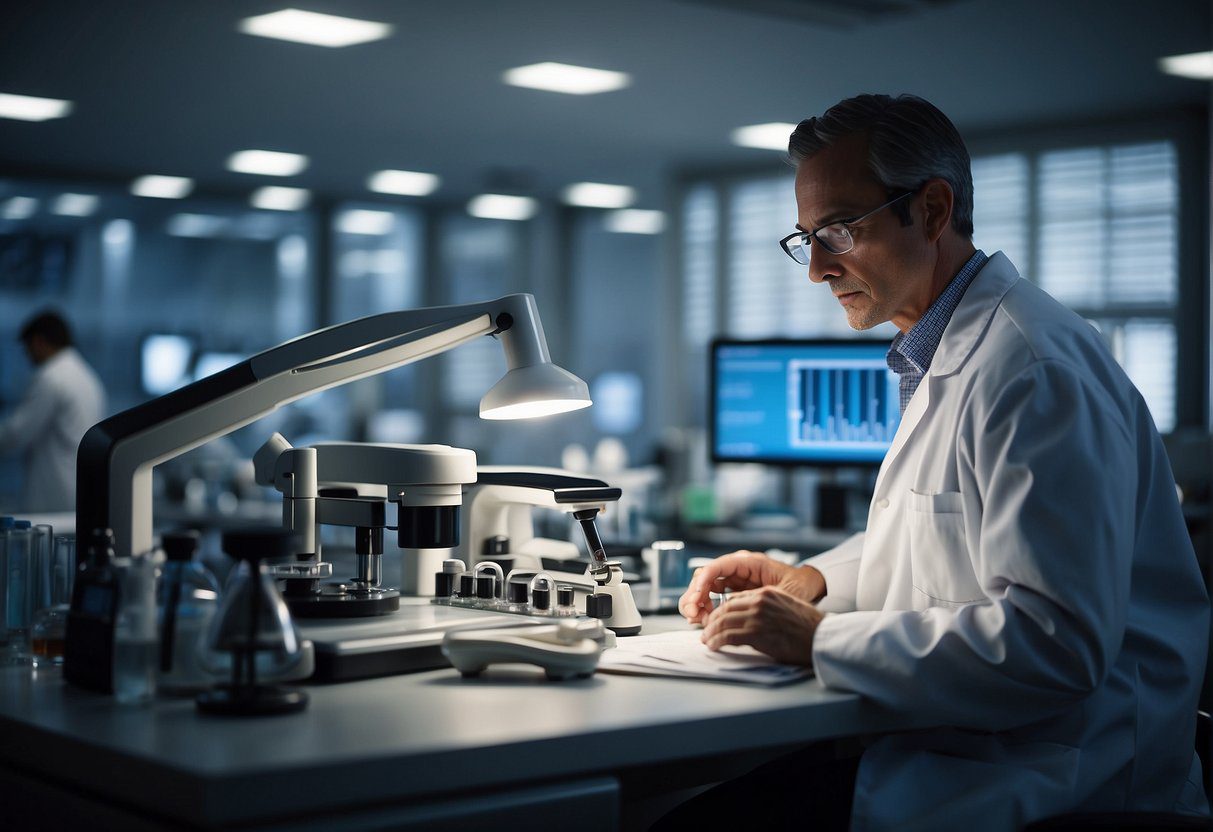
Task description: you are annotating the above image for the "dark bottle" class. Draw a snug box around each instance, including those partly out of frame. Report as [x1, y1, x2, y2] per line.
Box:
[64, 529, 121, 693]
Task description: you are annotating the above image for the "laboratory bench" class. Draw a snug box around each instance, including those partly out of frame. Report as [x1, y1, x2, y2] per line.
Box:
[0, 616, 924, 832]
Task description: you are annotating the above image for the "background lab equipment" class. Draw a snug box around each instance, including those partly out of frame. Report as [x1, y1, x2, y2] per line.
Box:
[64, 293, 592, 693]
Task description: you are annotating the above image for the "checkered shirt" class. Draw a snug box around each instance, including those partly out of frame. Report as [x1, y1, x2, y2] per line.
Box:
[886, 250, 989, 414]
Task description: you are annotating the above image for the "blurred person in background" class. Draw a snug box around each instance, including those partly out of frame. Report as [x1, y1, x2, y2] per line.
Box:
[0, 310, 105, 512]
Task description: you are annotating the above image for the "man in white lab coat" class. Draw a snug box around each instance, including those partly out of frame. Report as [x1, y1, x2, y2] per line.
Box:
[0, 311, 106, 513]
[675, 95, 1209, 830]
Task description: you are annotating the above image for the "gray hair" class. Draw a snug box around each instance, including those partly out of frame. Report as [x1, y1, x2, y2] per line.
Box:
[788, 94, 974, 238]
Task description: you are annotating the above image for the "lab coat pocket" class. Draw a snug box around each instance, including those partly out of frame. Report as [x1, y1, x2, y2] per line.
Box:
[907, 490, 984, 608]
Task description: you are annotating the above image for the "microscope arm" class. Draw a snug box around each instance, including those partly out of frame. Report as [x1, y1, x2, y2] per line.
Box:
[78, 294, 552, 559]
[474, 469, 622, 508]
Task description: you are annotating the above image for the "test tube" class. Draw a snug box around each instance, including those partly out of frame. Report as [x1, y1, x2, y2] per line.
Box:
[2, 524, 34, 665]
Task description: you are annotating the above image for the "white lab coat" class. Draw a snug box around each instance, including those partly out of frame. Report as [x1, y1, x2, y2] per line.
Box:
[0, 347, 106, 512]
[806, 253, 1210, 831]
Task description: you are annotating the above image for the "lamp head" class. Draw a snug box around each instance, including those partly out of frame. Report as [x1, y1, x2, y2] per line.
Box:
[479, 362, 592, 420]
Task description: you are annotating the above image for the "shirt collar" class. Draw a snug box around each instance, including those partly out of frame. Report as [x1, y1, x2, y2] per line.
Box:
[889, 250, 988, 374]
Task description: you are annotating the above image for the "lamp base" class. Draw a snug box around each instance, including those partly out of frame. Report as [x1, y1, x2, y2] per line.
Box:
[196, 684, 309, 716]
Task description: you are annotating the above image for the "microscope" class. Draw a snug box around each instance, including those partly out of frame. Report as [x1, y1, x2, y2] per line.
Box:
[253, 433, 478, 616]
[459, 468, 642, 635]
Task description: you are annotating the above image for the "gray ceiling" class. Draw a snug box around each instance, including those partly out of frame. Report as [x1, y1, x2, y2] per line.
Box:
[0, 0, 1208, 211]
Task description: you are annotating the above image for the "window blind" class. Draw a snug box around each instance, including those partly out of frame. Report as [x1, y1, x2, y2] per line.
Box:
[439, 219, 513, 408]
[971, 153, 1029, 272]
[682, 185, 718, 350]
[971, 139, 1179, 431]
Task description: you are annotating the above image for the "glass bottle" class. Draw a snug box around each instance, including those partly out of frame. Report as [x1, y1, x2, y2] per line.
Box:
[112, 553, 159, 704]
[156, 532, 221, 695]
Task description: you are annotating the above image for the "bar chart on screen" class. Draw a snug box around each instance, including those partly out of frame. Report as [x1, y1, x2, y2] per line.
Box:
[789, 358, 898, 449]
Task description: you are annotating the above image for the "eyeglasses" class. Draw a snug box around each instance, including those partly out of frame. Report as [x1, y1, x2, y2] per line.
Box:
[778, 190, 917, 265]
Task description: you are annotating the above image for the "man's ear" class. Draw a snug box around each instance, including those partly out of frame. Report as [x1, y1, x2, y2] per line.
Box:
[920, 178, 954, 243]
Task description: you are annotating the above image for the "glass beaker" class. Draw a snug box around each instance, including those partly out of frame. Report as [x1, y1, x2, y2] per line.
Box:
[2, 525, 34, 665]
[31, 537, 75, 667]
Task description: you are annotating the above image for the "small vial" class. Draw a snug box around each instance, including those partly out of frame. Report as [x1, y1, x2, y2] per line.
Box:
[504, 579, 529, 615]
[451, 572, 477, 607]
[476, 574, 507, 611]
[433, 559, 466, 605]
[554, 584, 578, 618]
[113, 554, 158, 705]
[528, 573, 554, 617]
[473, 562, 506, 611]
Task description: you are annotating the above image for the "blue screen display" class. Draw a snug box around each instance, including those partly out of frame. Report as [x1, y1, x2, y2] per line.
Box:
[712, 340, 901, 465]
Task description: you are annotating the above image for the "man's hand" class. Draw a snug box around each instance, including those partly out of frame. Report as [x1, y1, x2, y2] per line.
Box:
[678, 550, 826, 626]
[700, 586, 825, 666]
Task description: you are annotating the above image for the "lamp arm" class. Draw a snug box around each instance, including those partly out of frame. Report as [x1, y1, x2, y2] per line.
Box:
[77, 293, 550, 559]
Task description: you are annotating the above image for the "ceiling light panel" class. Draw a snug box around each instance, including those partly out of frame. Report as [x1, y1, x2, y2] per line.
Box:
[167, 213, 229, 238]
[131, 175, 194, 199]
[337, 209, 396, 235]
[731, 122, 799, 151]
[467, 194, 538, 221]
[604, 209, 665, 235]
[1159, 51, 1213, 80]
[251, 186, 310, 211]
[237, 8, 394, 48]
[0, 93, 72, 122]
[2, 197, 38, 220]
[228, 149, 309, 177]
[52, 193, 99, 216]
[367, 169, 440, 196]
[502, 62, 630, 95]
[562, 182, 636, 209]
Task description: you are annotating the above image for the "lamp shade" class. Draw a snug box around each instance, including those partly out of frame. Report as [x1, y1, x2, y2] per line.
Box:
[479, 362, 592, 420]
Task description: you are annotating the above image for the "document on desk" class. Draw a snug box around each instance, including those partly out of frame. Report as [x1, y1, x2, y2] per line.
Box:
[597, 630, 812, 686]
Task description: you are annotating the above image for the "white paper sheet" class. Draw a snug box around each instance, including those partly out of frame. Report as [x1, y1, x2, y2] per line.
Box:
[597, 629, 813, 686]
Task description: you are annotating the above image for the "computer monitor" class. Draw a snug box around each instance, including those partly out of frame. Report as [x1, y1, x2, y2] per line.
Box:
[710, 338, 901, 466]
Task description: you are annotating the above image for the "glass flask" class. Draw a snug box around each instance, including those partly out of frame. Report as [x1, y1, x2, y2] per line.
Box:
[196, 529, 308, 716]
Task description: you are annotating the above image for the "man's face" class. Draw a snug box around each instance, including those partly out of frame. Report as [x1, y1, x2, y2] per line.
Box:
[794, 134, 932, 332]
[23, 335, 52, 366]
